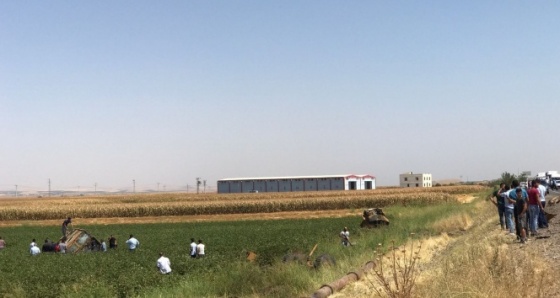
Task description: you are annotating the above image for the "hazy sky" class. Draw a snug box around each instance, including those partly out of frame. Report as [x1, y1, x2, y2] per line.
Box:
[1, 1, 559, 192]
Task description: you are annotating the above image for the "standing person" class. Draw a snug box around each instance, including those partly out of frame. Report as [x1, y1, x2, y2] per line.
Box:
[108, 235, 118, 249]
[61, 217, 72, 237]
[196, 239, 205, 258]
[126, 234, 140, 251]
[30, 243, 41, 256]
[509, 180, 528, 239]
[527, 181, 544, 236]
[0, 236, 6, 250]
[339, 227, 350, 247]
[101, 240, 107, 252]
[514, 187, 528, 243]
[156, 252, 172, 274]
[190, 238, 197, 258]
[492, 183, 506, 230]
[536, 180, 549, 228]
[501, 185, 514, 235]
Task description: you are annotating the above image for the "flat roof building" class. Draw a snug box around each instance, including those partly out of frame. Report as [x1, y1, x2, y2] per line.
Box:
[399, 172, 432, 188]
[217, 174, 376, 194]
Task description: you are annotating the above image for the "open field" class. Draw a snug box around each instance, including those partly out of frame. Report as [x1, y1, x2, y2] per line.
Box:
[0, 185, 486, 221]
[0, 186, 492, 298]
[0, 202, 480, 298]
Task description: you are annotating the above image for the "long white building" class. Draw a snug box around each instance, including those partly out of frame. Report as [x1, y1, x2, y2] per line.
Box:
[217, 174, 376, 193]
[399, 172, 432, 188]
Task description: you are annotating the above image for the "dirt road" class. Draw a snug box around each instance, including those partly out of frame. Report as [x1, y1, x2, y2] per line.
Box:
[0, 209, 360, 227]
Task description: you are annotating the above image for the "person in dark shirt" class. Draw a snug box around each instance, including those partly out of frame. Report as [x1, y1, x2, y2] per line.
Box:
[514, 188, 528, 243]
[42, 239, 55, 252]
[90, 237, 101, 251]
[108, 235, 117, 249]
[62, 217, 72, 236]
[492, 183, 506, 230]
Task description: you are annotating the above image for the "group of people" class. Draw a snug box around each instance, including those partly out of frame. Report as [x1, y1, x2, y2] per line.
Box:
[154, 238, 206, 275]
[29, 238, 68, 255]
[155, 238, 206, 275]
[190, 238, 205, 258]
[27, 222, 121, 255]
[493, 179, 548, 244]
[19, 217, 209, 275]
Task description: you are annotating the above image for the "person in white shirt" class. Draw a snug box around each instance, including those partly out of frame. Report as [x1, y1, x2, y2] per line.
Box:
[156, 252, 172, 274]
[196, 240, 205, 258]
[30, 239, 37, 249]
[126, 235, 140, 251]
[30, 243, 41, 256]
[101, 240, 107, 252]
[58, 240, 67, 254]
[339, 227, 350, 246]
[536, 180, 548, 228]
[190, 238, 197, 258]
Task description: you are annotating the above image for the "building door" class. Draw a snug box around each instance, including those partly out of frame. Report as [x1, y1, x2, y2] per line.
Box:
[349, 181, 357, 190]
[365, 181, 372, 189]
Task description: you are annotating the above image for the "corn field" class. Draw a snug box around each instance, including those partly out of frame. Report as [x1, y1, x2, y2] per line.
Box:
[0, 185, 486, 220]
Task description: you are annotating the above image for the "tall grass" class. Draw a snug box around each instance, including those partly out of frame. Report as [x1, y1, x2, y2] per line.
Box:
[413, 202, 555, 298]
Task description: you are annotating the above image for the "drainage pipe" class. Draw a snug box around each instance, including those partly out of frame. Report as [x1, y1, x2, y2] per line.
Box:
[311, 260, 376, 298]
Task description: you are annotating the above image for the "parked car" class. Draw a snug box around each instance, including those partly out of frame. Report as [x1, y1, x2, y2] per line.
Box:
[551, 179, 560, 190]
[538, 180, 551, 194]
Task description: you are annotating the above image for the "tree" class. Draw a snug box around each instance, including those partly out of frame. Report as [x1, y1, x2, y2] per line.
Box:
[500, 172, 517, 186]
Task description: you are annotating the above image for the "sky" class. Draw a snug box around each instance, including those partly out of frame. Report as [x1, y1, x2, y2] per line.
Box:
[1, 1, 559, 192]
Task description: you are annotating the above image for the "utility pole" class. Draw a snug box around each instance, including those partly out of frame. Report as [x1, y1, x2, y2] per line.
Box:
[196, 177, 201, 194]
[15, 185, 18, 198]
[157, 182, 160, 192]
[163, 185, 166, 192]
[133, 179, 136, 193]
[203, 180, 206, 193]
[48, 178, 51, 197]
[95, 183, 97, 194]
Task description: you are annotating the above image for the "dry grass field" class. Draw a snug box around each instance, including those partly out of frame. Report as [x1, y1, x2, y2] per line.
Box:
[0, 185, 486, 221]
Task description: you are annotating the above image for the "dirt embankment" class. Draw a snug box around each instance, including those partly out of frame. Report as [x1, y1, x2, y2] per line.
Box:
[329, 192, 560, 297]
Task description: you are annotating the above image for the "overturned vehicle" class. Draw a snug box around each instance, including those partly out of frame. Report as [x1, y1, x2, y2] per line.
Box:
[63, 229, 103, 253]
[360, 208, 390, 228]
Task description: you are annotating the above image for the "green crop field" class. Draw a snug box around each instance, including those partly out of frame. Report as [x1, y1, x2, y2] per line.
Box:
[0, 198, 481, 298]
[0, 186, 488, 297]
[0, 217, 361, 297]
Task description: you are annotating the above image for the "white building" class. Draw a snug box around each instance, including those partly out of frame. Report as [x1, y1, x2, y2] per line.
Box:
[217, 174, 376, 194]
[399, 172, 432, 188]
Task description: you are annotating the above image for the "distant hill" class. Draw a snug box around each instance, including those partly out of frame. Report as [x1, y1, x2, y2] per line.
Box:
[434, 178, 462, 185]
